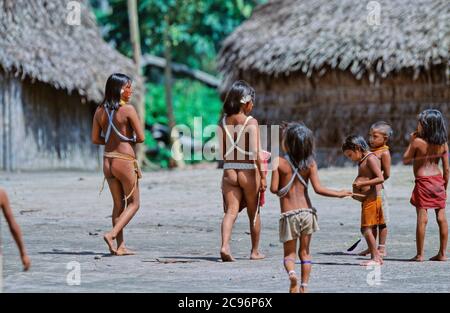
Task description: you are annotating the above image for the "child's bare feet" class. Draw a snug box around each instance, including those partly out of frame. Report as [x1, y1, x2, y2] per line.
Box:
[103, 233, 117, 255]
[116, 247, 135, 256]
[360, 258, 383, 266]
[250, 251, 265, 260]
[378, 248, 387, 257]
[409, 255, 424, 262]
[220, 247, 235, 262]
[288, 271, 298, 293]
[21, 254, 31, 271]
[358, 248, 370, 256]
[429, 254, 447, 261]
[299, 283, 308, 293]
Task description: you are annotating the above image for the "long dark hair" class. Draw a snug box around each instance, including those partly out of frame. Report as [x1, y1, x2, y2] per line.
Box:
[417, 109, 448, 145]
[342, 135, 369, 152]
[223, 80, 255, 115]
[102, 73, 131, 110]
[283, 122, 314, 170]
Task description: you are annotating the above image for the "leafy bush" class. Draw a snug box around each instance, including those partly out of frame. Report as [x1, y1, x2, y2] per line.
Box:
[145, 79, 222, 167]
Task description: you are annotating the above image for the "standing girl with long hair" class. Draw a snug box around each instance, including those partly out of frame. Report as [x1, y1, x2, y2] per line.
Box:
[403, 109, 448, 262]
[219, 80, 266, 262]
[92, 73, 145, 256]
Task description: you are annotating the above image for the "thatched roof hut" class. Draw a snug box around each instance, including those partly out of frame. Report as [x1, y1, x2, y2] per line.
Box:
[0, 0, 143, 171]
[218, 0, 450, 165]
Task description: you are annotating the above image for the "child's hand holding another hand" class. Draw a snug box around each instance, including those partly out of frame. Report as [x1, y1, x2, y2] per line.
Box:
[338, 190, 353, 198]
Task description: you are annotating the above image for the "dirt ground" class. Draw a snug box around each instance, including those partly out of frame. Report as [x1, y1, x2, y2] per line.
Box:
[1, 165, 449, 293]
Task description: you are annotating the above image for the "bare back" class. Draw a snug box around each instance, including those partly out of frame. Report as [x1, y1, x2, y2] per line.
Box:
[411, 138, 447, 177]
[94, 105, 138, 157]
[220, 114, 258, 164]
[276, 157, 312, 212]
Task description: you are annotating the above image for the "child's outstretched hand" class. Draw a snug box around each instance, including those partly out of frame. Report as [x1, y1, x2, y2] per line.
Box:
[338, 190, 353, 198]
[21, 254, 31, 271]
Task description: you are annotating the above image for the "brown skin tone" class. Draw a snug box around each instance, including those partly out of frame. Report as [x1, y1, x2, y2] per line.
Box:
[91, 82, 145, 256]
[344, 149, 384, 266]
[219, 100, 266, 262]
[403, 124, 449, 262]
[271, 140, 351, 293]
[0, 188, 31, 271]
[369, 130, 391, 180]
[357, 129, 392, 257]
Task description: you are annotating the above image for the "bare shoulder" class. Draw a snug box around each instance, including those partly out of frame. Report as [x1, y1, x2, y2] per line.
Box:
[359, 154, 378, 172]
[309, 159, 318, 170]
[122, 104, 138, 114]
[272, 155, 281, 164]
[413, 137, 431, 155]
[245, 116, 259, 134]
[381, 150, 391, 159]
[412, 137, 427, 147]
[277, 156, 289, 172]
[303, 160, 316, 178]
[94, 105, 103, 117]
[367, 153, 380, 165]
[247, 116, 259, 126]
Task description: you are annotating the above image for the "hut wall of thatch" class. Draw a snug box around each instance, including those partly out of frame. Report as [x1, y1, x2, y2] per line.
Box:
[236, 65, 449, 166]
[0, 69, 100, 170]
[0, 0, 142, 171]
[218, 0, 450, 166]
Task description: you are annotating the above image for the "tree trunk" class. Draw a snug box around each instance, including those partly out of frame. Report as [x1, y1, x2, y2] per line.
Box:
[127, 0, 146, 164]
[163, 15, 185, 168]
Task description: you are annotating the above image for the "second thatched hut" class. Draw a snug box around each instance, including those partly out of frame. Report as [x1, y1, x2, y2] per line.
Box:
[218, 0, 450, 165]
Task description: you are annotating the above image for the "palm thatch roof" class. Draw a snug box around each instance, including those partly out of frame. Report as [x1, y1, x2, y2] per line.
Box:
[0, 0, 142, 103]
[218, 0, 450, 86]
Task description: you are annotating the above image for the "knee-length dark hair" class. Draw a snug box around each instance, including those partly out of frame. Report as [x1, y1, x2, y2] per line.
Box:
[283, 122, 314, 171]
[223, 80, 255, 115]
[418, 109, 448, 145]
[102, 73, 131, 110]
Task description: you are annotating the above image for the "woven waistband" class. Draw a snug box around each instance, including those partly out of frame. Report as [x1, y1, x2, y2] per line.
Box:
[280, 208, 317, 219]
[104, 151, 136, 161]
[223, 162, 257, 170]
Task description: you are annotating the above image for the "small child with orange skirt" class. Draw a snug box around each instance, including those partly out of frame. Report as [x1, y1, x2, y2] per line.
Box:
[356, 122, 393, 257]
[345, 122, 393, 256]
[342, 135, 385, 266]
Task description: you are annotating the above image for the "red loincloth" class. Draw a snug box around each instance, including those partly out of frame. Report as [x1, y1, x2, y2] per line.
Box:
[410, 174, 447, 209]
